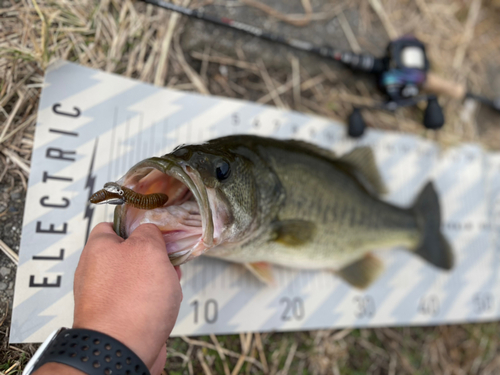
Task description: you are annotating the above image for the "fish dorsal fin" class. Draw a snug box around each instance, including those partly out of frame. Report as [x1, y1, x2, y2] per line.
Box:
[337, 147, 387, 195]
[272, 219, 316, 247]
[285, 141, 386, 196]
[244, 262, 275, 285]
[336, 253, 384, 289]
[284, 140, 337, 161]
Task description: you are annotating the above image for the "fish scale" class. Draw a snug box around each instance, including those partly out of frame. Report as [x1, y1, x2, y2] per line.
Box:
[112, 135, 453, 288]
[238, 144, 420, 267]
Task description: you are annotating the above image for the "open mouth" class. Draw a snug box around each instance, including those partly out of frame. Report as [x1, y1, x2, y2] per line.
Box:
[113, 157, 214, 266]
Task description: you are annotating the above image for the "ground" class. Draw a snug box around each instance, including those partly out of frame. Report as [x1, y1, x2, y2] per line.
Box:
[1, 0, 500, 374]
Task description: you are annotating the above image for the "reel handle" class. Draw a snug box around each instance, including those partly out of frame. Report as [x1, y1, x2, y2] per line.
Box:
[424, 74, 500, 113]
[423, 73, 466, 100]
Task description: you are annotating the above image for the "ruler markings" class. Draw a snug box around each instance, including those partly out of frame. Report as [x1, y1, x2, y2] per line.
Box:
[11, 62, 500, 343]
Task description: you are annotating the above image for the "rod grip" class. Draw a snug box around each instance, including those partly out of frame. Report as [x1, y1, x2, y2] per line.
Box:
[423, 73, 466, 100]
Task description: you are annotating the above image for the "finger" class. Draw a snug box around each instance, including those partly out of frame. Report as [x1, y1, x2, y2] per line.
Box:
[149, 343, 167, 375]
[126, 223, 165, 249]
[86, 222, 123, 245]
[175, 266, 182, 281]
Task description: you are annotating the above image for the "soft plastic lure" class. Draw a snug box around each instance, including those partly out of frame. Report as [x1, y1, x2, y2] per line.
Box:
[90, 182, 169, 210]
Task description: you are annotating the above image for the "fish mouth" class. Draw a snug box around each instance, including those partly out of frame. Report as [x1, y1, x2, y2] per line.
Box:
[114, 156, 214, 266]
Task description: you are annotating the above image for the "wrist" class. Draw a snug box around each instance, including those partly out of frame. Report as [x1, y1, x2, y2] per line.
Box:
[25, 328, 151, 375]
[33, 363, 85, 375]
[72, 319, 159, 368]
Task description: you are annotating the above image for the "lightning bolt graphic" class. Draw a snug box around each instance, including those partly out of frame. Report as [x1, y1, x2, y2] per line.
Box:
[84, 138, 99, 244]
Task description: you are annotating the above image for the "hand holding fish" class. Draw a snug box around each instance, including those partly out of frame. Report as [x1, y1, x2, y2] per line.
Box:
[69, 222, 182, 375]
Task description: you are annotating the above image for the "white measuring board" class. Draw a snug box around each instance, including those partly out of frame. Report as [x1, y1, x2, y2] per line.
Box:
[10, 61, 500, 343]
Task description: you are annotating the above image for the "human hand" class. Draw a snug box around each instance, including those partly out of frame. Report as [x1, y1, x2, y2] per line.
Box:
[72, 222, 182, 374]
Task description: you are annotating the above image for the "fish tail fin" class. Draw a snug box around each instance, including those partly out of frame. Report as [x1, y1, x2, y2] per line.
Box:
[412, 182, 453, 270]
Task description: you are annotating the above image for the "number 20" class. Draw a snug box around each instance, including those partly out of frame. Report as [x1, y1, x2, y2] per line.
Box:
[280, 297, 305, 321]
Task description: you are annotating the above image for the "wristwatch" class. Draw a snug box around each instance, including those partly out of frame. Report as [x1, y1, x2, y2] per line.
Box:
[23, 328, 150, 375]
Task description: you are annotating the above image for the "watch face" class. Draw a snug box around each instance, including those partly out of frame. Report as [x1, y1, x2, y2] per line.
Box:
[401, 46, 426, 69]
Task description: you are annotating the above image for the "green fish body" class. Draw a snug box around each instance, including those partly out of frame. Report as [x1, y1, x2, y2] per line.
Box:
[111, 135, 453, 288]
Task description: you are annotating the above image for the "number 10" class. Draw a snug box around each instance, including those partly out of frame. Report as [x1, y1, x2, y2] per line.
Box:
[191, 299, 218, 324]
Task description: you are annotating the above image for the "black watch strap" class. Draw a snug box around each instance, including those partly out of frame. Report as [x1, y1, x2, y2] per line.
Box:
[32, 328, 150, 375]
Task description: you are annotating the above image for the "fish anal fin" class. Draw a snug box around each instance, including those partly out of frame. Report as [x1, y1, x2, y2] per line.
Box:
[244, 262, 275, 285]
[338, 147, 387, 195]
[272, 220, 316, 247]
[336, 253, 384, 289]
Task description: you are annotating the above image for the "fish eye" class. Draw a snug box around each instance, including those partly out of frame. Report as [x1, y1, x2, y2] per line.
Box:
[215, 160, 231, 181]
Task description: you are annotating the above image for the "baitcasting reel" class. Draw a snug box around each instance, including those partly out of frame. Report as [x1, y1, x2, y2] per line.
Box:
[348, 37, 445, 137]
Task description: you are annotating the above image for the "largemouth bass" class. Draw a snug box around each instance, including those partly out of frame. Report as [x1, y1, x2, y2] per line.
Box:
[103, 135, 453, 289]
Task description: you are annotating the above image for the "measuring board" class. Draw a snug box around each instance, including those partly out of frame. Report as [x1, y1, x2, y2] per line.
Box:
[10, 61, 500, 343]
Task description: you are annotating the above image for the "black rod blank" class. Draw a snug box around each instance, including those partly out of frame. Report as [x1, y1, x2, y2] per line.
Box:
[140, 0, 384, 73]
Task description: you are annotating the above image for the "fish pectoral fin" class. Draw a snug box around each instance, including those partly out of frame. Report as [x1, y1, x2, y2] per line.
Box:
[336, 253, 384, 289]
[244, 262, 275, 285]
[337, 147, 388, 196]
[271, 220, 316, 247]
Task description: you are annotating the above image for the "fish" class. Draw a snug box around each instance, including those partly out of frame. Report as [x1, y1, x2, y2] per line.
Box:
[105, 135, 453, 289]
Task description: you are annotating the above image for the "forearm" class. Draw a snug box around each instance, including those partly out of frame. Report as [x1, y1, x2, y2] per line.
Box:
[33, 363, 86, 375]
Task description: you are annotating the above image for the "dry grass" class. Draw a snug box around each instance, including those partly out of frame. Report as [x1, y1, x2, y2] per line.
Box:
[1, 0, 500, 373]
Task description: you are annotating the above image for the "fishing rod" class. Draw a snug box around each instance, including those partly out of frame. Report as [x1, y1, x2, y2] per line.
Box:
[142, 0, 382, 72]
[141, 0, 500, 137]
